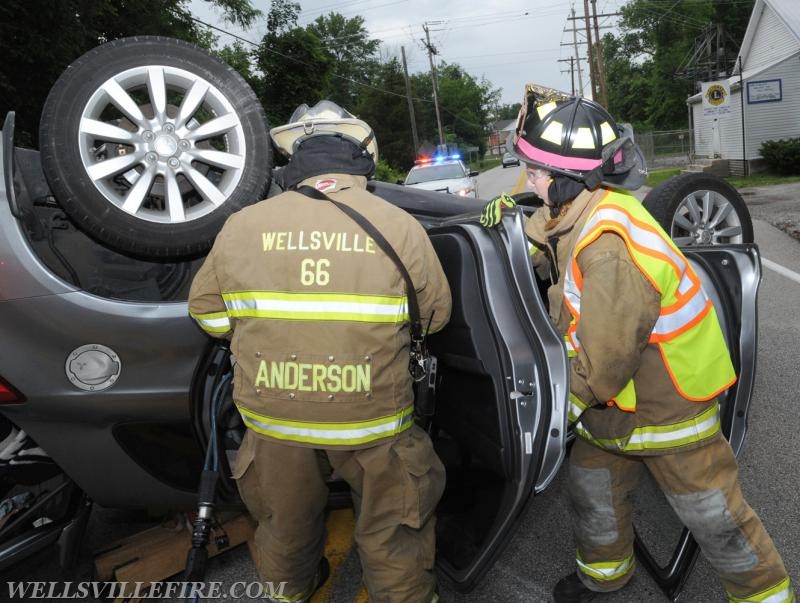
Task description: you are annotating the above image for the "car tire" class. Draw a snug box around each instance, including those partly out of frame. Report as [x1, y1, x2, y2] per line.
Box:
[642, 172, 753, 246]
[39, 36, 271, 260]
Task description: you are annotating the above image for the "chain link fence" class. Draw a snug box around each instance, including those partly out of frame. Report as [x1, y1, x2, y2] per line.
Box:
[636, 129, 691, 169]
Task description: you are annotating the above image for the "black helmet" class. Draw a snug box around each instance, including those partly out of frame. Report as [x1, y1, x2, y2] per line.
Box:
[507, 84, 647, 190]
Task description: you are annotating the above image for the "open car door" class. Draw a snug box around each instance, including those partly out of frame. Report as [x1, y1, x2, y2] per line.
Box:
[632, 244, 761, 600]
[424, 209, 569, 591]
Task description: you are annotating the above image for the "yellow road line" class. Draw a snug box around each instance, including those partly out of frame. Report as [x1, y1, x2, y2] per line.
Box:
[511, 168, 529, 195]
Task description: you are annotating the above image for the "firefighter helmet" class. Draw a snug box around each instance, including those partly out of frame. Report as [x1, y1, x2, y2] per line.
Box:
[507, 84, 646, 190]
[270, 100, 378, 162]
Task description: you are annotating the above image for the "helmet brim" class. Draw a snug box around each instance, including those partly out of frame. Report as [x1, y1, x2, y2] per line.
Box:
[505, 132, 647, 191]
[270, 118, 378, 162]
[601, 141, 648, 190]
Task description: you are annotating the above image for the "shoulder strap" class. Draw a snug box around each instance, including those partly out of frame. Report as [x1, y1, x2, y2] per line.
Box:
[295, 185, 424, 341]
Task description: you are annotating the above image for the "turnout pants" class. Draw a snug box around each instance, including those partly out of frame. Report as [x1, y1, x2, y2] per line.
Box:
[568, 436, 794, 602]
[234, 424, 444, 603]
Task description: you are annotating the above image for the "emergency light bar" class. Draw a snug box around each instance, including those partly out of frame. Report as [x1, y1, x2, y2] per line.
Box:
[414, 152, 462, 165]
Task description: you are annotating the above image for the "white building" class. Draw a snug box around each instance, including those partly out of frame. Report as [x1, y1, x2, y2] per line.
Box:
[688, 0, 800, 174]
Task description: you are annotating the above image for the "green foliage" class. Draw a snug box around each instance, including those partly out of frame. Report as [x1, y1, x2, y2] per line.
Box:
[215, 41, 255, 81]
[604, 0, 754, 130]
[759, 139, 800, 176]
[266, 0, 300, 34]
[645, 168, 681, 187]
[374, 159, 405, 184]
[408, 63, 499, 165]
[352, 59, 418, 171]
[306, 13, 380, 109]
[494, 103, 522, 121]
[198, 0, 261, 28]
[253, 27, 334, 126]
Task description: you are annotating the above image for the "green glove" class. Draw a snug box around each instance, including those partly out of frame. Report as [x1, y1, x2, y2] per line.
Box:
[480, 193, 517, 228]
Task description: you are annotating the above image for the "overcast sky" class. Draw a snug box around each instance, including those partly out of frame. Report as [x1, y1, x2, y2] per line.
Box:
[189, 0, 627, 107]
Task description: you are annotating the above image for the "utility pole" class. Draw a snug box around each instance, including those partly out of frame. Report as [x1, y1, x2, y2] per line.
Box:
[591, 0, 608, 107]
[582, 0, 597, 101]
[558, 57, 576, 95]
[400, 46, 420, 152]
[422, 22, 445, 147]
[570, 6, 585, 97]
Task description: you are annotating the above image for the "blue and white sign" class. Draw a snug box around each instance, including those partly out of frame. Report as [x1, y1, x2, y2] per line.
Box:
[747, 79, 782, 104]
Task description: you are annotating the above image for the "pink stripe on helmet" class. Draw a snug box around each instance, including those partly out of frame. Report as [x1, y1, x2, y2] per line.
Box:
[516, 136, 603, 171]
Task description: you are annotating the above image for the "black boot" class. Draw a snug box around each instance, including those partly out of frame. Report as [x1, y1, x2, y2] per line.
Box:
[553, 573, 598, 603]
[310, 556, 330, 597]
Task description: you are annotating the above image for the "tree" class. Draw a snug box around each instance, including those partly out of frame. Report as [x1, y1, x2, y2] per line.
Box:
[0, 0, 260, 147]
[216, 40, 256, 82]
[494, 103, 522, 121]
[253, 27, 334, 128]
[603, 0, 754, 130]
[306, 13, 381, 109]
[352, 59, 418, 171]
[411, 63, 500, 157]
[265, 0, 300, 34]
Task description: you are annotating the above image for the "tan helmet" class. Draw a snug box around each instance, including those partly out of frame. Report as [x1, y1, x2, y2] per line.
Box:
[269, 100, 378, 162]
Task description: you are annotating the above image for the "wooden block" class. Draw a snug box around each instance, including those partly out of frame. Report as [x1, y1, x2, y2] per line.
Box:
[94, 513, 256, 587]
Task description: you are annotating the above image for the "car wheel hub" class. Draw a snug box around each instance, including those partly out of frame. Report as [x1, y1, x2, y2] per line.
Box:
[78, 65, 247, 225]
[672, 189, 744, 246]
[153, 133, 179, 158]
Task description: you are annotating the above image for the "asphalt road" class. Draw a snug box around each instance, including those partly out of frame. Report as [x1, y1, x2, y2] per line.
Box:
[7, 169, 800, 602]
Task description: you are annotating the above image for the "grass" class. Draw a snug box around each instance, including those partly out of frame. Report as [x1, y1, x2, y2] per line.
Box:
[645, 167, 800, 189]
[726, 173, 800, 188]
[646, 168, 681, 187]
[470, 157, 502, 173]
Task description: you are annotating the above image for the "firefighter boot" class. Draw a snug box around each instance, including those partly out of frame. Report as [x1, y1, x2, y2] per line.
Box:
[265, 557, 329, 603]
[553, 573, 598, 603]
[303, 557, 330, 602]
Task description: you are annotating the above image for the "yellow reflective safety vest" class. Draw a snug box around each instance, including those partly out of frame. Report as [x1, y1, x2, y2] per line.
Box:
[562, 190, 736, 411]
[188, 174, 452, 449]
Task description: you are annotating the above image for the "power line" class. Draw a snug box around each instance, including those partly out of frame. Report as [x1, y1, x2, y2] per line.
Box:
[181, 10, 434, 104]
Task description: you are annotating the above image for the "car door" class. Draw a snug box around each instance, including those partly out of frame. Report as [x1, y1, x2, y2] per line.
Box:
[421, 210, 761, 597]
[632, 244, 761, 600]
[422, 209, 569, 591]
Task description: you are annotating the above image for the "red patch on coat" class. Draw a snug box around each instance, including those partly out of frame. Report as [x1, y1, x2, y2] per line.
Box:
[315, 179, 337, 192]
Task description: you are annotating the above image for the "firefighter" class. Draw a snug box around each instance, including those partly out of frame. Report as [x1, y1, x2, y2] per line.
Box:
[189, 100, 451, 603]
[482, 85, 794, 603]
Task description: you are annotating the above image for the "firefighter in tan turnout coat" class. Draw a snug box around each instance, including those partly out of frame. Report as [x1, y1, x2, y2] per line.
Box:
[189, 101, 451, 603]
[482, 86, 794, 603]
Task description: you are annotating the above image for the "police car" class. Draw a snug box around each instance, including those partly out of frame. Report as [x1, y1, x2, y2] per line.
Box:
[403, 154, 479, 198]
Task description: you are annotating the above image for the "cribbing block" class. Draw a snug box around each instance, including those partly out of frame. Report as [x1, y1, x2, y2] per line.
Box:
[94, 512, 256, 586]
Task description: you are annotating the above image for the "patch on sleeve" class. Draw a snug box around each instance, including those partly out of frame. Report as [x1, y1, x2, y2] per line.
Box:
[315, 178, 337, 192]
